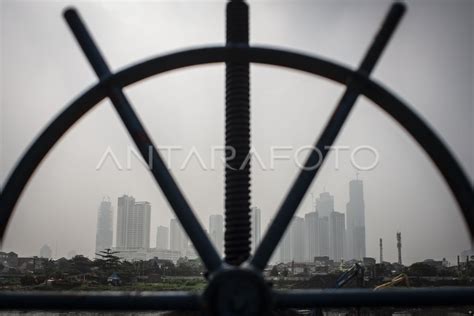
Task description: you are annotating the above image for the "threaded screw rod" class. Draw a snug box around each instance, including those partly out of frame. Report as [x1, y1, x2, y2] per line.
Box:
[224, 0, 251, 266]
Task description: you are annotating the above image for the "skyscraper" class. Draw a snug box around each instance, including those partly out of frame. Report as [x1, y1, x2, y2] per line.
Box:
[96, 197, 113, 253]
[319, 216, 330, 257]
[133, 201, 151, 249]
[291, 216, 305, 262]
[209, 214, 224, 255]
[280, 224, 292, 263]
[346, 179, 366, 260]
[304, 211, 319, 262]
[251, 207, 261, 251]
[116, 195, 151, 249]
[279, 216, 305, 263]
[329, 211, 345, 262]
[316, 192, 334, 218]
[156, 226, 169, 250]
[116, 195, 135, 248]
[170, 218, 188, 257]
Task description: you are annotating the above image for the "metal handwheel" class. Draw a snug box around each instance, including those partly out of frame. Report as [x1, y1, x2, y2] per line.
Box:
[0, 1, 473, 315]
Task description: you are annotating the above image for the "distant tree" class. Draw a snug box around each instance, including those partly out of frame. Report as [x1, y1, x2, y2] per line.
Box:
[20, 274, 37, 286]
[95, 248, 121, 272]
[161, 260, 176, 276]
[71, 255, 92, 274]
[408, 262, 437, 277]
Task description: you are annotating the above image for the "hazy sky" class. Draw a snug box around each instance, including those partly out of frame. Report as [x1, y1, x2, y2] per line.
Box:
[0, 0, 472, 265]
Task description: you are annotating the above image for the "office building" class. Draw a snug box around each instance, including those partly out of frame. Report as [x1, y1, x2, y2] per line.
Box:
[280, 225, 292, 263]
[170, 218, 188, 257]
[96, 197, 113, 253]
[291, 216, 305, 262]
[156, 226, 169, 250]
[304, 211, 319, 262]
[329, 211, 345, 262]
[346, 179, 366, 260]
[116, 195, 151, 249]
[319, 216, 330, 257]
[316, 192, 334, 218]
[251, 207, 261, 251]
[209, 214, 224, 255]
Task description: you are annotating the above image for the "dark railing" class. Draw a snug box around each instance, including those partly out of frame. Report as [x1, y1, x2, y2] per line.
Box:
[0, 1, 473, 315]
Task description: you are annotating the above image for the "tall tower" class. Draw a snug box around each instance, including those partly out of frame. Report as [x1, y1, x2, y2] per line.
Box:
[397, 232, 402, 265]
[116, 196, 151, 249]
[316, 192, 334, 218]
[156, 226, 169, 250]
[133, 201, 151, 249]
[116, 195, 135, 248]
[280, 225, 292, 263]
[346, 179, 366, 260]
[170, 218, 188, 257]
[329, 211, 346, 263]
[96, 197, 113, 253]
[291, 216, 305, 262]
[251, 207, 261, 251]
[319, 216, 330, 257]
[379, 238, 383, 263]
[304, 211, 319, 262]
[209, 214, 224, 256]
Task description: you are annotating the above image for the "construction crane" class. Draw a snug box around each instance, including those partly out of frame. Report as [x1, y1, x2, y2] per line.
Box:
[335, 263, 365, 288]
[374, 273, 410, 290]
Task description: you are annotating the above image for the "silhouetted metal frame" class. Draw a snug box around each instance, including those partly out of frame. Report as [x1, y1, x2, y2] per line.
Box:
[1, 3, 473, 312]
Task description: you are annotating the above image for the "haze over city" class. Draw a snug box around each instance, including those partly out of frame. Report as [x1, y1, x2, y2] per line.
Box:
[1, 0, 472, 266]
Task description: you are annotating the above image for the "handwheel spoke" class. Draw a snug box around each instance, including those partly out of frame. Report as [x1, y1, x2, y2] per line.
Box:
[273, 287, 474, 309]
[64, 9, 222, 273]
[250, 3, 406, 270]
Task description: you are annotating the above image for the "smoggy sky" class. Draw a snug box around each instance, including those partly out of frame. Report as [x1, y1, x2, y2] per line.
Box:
[0, 0, 472, 265]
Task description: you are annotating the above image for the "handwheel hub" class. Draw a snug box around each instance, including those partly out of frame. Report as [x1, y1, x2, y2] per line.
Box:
[204, 267, 272, 316]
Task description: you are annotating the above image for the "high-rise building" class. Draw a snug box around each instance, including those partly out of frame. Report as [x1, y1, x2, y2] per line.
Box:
[96, 197, 113, 253]
[329, 211, 345, 262]
[316, 192, 334, 218]
[116, 195, 135, 248]
[133, 201, 151, 249]
[346, 179, 366, 260]
[279, 216, 305, 263]
[291, 216, 305, 262]
[116, 195, 151, 249]
[156, 226, 169, 250]
[304, 211, 319, 262]
[170, 218, 188, 257]
[319, 216, 330, 257]
[251, 207, 261, 251]
[209, 214, 224, 256]
[280, 225, 292, 263]
[40, 244, 52, 259]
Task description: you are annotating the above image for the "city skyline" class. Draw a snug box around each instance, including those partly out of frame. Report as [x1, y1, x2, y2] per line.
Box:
[93, 180, 391, 265]
[14, 178, 473, 267]
[277, 181, 362, 264]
